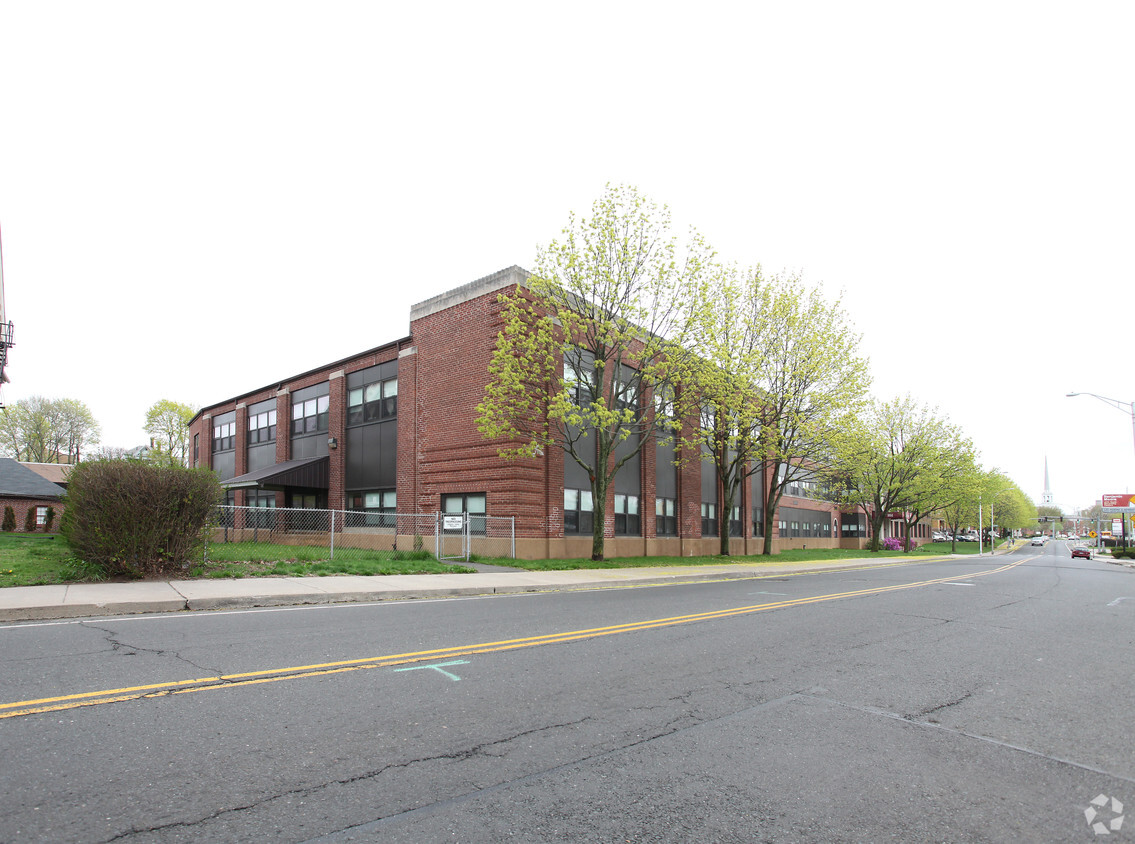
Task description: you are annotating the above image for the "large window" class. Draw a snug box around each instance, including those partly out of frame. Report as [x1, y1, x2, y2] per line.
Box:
[247, 491, 277, 529]
[564, 360, 593, 407]
[613, 494, 640, 536]
[701, 503, 718, 536]
[442, 492, 486, 535]
[292, 395, 330, 435]
[248, 408, 277, 444]
[729, 506, 742, 537]
[348, 490, 397, 527]
[213, 420, 235, 452]
[656, 497, 677, 536]
[348, 378, 397, 425]
[564, 488, 594, 535]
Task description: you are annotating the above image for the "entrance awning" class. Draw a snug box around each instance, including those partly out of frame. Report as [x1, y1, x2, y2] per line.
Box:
[221, 456, 329, 491]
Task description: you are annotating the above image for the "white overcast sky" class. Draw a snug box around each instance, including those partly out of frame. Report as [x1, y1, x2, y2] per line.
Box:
[1, 1, 1131, 514]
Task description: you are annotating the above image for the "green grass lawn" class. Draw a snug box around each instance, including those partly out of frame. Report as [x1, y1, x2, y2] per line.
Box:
[0, 534, 83, 587]
[0, 534, 476, 586]
[0, 533, 1015, 587]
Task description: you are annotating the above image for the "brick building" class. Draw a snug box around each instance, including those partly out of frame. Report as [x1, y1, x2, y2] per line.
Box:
[0, 458, 64, 533]
[189, 266, 863, 559]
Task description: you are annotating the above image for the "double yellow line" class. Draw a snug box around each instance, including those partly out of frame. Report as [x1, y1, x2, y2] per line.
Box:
[1, 557, 1024, 720]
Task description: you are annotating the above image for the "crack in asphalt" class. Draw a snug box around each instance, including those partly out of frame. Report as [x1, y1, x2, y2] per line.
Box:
[904, 689, 974, 720]
[98, 716, 595, 843]
[83, 623, 222, 677]
[803, 691, 1135, 787]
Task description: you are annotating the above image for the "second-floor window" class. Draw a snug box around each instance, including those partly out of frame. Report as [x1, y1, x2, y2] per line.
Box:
[348, 377, 397, 424]
[213, 421, 235, 452]
[292, 395, 330, 435]
[248, 409, 277, 444]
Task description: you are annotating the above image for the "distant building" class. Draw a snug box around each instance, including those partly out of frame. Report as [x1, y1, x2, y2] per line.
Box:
[0, 458, 64, 532]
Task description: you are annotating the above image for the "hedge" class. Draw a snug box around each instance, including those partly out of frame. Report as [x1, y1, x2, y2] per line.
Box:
[61, 460, 222, 578]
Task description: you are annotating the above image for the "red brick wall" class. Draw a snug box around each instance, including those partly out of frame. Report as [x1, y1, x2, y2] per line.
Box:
[408, 283, 552, 538]
[1, 498, 62, 534]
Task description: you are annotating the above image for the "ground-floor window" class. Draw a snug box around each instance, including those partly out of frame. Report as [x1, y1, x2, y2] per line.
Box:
[752, 506, 764, 537]
[36, 506, 48, 527]
[729, 506, 742, 537]
[348, 490, 396, 527]
[442, 492, 486, 535]
[656, 497, 677, 536]
[613, 494, 640, 535]
[247, 490, 277, 529]
[564, 488, 594, 535]
[702, 503, 718, 536]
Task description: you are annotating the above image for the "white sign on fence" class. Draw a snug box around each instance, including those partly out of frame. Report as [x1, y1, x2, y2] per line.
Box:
[443, 515, 464, 531]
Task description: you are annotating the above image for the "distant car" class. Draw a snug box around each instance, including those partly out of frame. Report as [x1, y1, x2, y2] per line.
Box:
[1067, 534, 1079, 540]
[1071, 546, 1093, 559]
[1031, 537, 1046, 546]
[932, 532, 946, 541]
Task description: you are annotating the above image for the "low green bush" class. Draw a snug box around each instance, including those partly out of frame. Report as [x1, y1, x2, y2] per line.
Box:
[23, 507, 36, 532]
[61, 459, 222, 578]
[2, 506, 15, 532]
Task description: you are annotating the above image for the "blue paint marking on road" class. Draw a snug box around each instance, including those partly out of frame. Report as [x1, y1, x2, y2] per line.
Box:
[393, 659, 470, 681]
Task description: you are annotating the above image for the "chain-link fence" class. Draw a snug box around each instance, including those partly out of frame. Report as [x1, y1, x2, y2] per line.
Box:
[207, 506, 515, 563]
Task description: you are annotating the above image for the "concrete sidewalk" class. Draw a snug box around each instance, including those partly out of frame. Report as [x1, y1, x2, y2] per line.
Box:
[0, 555, 950, 622]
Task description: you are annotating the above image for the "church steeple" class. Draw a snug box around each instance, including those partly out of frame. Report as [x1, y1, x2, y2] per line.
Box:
[1042, 457, 1054, 507]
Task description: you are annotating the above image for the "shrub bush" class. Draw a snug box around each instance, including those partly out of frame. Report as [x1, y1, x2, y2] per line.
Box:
[43, 506, 55, 533]
[23, 507, 36, 532]
[2, 506, 15, 532]
[61, 460, 223, 578]
[882, 537, 905, 551]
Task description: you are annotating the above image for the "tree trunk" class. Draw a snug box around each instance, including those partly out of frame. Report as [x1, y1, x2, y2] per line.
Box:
[761, 488, 780, 556]
[719, 488, 733, 557]
[590, 476, 607, 561]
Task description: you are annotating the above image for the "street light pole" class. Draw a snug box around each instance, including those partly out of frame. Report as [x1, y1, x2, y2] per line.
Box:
[1066, 392, 1135, 456]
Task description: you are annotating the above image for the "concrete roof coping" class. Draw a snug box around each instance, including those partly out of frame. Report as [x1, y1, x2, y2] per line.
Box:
[410, 266, 530, 322]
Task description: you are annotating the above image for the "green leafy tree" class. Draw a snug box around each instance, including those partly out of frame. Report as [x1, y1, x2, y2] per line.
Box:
[979, 471, 1032, 539]
[0, 396, 100, 463]
[672, 263, 767, 554]
[1036, 504, 1063, 534]
[893, 415, 977, 551]
[22, 506, 36, 532]
[2, 506, 15, 532]
[477, 184, 710, 560]
[675, 264, 869, 555]
[747, 275, 869, 555]
[827, 396, 961, 552]
[144, 399, 196, 466]
[937, 469, 984, 548]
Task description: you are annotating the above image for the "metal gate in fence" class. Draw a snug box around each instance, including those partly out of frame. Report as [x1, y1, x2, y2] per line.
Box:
[210, 506, 515, 563]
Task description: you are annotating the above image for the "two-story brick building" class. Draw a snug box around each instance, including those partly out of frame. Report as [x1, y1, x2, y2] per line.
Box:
[189, 266, 864, 559]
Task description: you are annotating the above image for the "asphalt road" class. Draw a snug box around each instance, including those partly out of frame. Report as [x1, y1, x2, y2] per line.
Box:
[1, 542, 1132, 843]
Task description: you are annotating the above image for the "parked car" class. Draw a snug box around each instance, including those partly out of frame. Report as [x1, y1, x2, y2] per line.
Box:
[1071, 546, 1093, 559]
[932, 531, 947, 541]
